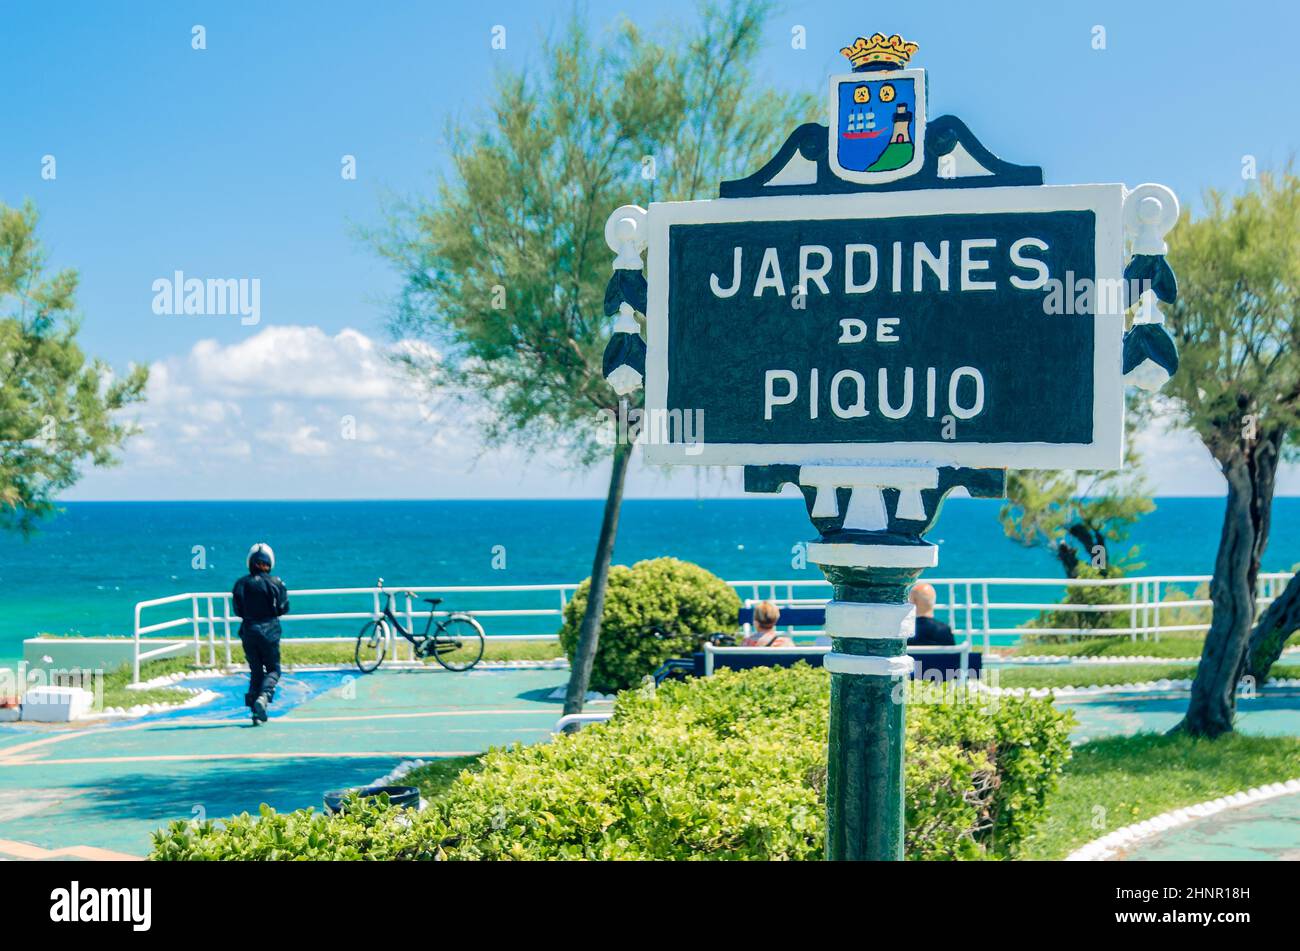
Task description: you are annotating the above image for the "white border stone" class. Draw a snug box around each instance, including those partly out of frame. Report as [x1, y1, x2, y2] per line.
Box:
[1065, 777, 1300, 861]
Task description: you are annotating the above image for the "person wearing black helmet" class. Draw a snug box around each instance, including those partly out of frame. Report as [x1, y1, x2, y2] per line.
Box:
[232, 542, 290, 725]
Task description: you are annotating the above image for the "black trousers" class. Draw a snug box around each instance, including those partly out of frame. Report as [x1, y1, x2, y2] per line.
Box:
[240, 629, 282, 708]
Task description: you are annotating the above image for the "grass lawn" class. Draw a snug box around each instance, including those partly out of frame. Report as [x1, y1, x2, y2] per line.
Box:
[99, 657, 197, 709]
[1022, 732, 1300, 859]
[401, 756, 484, 800]
[97, 637, 565, 711]
[1012, 633, 1207, 659]
[230, 638, 565, 666]
[1012, 630, 1300, 660]
[130, 637, 564, 671]
[994, 663, 1300, 690]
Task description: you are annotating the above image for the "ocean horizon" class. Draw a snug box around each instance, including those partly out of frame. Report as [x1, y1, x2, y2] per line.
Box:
[2, 496, 1298, 665]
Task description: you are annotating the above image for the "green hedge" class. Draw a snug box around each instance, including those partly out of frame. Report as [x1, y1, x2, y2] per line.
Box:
[152, 665, 1072, 861]
[558, 557, 741, 692]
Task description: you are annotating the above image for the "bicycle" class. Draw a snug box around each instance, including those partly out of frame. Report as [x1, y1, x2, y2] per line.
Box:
[354, 578, 486, 673]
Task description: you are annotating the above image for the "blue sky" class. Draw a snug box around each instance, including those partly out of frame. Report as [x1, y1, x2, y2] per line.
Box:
[2, 0, 1298, 499]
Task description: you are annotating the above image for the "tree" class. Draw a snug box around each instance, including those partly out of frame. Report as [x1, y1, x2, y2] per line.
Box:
[373, 2, 816, 714]
[1159, 170, 1300, 737]
[0, 201, 148, 534]
[999, 415, 1152, 578]
[1246, 567, 1300, 679]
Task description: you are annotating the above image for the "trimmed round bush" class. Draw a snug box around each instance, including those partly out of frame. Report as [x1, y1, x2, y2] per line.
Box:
[151, 665, 1074, 861]
[558, 557, 741, 692]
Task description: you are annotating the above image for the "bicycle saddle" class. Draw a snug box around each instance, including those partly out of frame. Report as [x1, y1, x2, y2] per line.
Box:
[424, 597, 443, 607]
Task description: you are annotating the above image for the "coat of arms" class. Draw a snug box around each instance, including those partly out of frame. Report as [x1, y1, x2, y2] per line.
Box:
[828, 33, 925, 183]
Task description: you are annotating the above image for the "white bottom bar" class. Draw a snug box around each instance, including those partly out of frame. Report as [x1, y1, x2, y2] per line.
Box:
[825, 601, 915, 639]
[807, 542, 938, 569]
[823, 652, 914, 677]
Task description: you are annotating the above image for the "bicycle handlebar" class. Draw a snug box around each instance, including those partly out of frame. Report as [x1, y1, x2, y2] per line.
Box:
[375, 579, 423, 601]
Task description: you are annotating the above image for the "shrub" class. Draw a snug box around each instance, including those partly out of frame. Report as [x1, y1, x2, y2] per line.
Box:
[1021, 565, 1131, 645]
[558, 557, 741, 692]
[152, 665, 1073, 861]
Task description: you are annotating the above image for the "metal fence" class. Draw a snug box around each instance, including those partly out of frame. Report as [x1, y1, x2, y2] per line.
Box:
[132, 573, 1294, 682]
[131, 583, 579, 682]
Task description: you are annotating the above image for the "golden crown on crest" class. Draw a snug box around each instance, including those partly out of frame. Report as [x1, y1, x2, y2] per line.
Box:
[840, 33, 919, 71]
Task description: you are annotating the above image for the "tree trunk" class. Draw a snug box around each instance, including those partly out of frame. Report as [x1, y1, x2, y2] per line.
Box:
[562, 438, 632, 721]
[1066, 523, 1106, 575]
[1054, 540, 1081, 578]
[1178, 432, 1281, 737]
[1246, 570, 1300, 681]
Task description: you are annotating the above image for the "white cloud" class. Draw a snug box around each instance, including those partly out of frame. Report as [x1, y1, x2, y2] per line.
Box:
[65, 325, 1300, 500]
[70, 325, 493, 498]
[71, 324, 669, 500]
[183, 327, 413, 401]
[1133, 411, 1300, 497]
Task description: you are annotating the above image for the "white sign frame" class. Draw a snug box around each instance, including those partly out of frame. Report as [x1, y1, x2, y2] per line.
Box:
[643, 183, 1126, 470]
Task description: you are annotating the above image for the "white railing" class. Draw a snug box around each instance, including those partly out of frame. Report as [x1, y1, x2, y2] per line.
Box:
[131, 573, 1294, 682]
[132, 584, 580, 682]
[731, 573, 1293, 653]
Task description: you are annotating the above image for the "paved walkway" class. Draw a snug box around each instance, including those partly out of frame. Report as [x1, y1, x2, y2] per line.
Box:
[0, 666, 575, 858]
[1119, 791, 1300, 860]
[1056, 687, 1300, 861]
[4, 670, 1298, 861]
[1058, 687, 1300, 742]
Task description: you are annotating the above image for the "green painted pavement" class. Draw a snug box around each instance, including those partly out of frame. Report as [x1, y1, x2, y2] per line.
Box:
[0, 667, 577, 858]
[1058, 688, 1300, 742]
[5, 669, 1299, 860]
[1119, 791, 1300, 860]
[1057, 689, 1300, 862]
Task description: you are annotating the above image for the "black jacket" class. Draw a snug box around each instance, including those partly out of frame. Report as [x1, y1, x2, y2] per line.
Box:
[233, 572, 290, 639]
[908, 615, 955, 647]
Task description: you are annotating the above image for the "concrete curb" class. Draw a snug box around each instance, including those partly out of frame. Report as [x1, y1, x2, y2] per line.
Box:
[84, 687, 222, 721]
[1065, 777, 1300, 861]
[1004, 645, 1300, 667]
[982, 677, 1300, 700]
[1006, 654, 1200, 666]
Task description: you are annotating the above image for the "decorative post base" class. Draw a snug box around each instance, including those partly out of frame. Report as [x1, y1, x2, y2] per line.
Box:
[745, 463, 1005, 861]
[820, 558, 930, 860]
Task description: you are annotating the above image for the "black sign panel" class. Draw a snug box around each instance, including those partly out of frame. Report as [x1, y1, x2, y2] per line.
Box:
[643, 187, 1123, 469]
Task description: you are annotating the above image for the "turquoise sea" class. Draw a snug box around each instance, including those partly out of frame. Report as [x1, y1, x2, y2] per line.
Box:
[2, 497, 1298, 664]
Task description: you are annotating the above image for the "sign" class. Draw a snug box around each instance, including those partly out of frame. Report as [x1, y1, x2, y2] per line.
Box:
[829, 31, 924, 184]
[829, 67, 925, 183]
[599, 29, 1180, 865]
[643, 185, 1125, 469]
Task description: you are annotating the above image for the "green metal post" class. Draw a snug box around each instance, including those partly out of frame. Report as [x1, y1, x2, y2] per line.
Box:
[816, 559, 928, 860]
[742, 464, 1005, 861]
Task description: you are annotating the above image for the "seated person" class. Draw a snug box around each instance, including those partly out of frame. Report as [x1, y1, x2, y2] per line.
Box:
[742, 601, 795, 647]
[907, 583, 955, 647]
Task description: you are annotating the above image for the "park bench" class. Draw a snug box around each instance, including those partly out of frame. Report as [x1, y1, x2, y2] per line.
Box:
[658, 603, 981, 682]
[567, 606, 980, 733]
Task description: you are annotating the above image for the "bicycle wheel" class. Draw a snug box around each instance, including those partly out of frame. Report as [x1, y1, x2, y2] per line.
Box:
[355, 618, 389, 673]
[431, 615, 485, 671]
